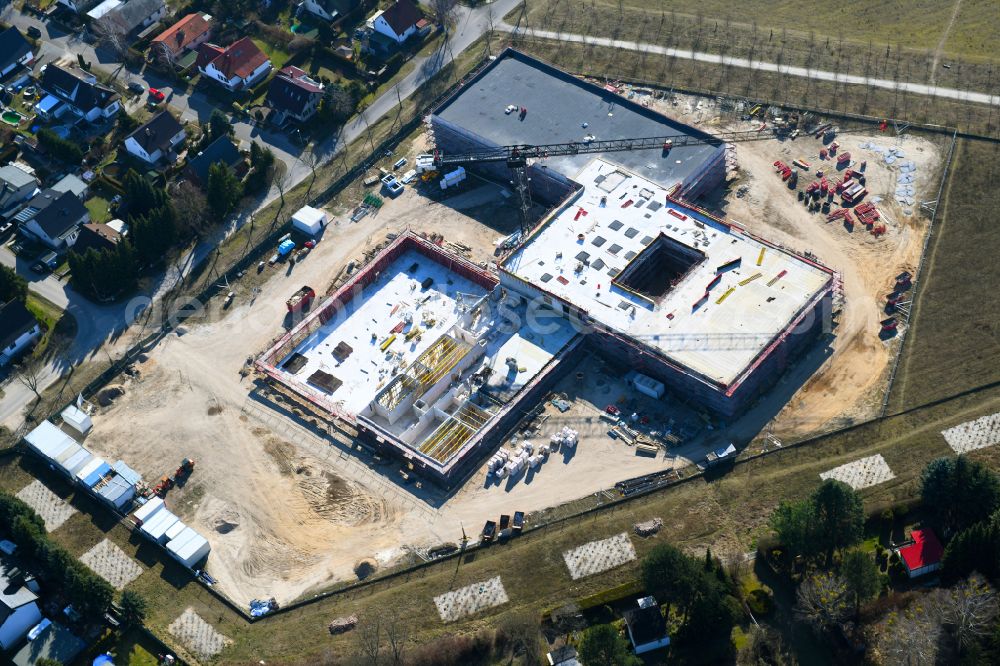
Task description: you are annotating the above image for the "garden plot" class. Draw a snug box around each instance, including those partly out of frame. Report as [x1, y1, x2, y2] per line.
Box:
[942, 412, 1000, 454]
[434, 576, 509, 622]
[169, 608, 231, 660]
[15, 479, 76, 531]
[820, 454, 896, 490]
[79, 539, 144, 590]
[563, 532, 637, 580]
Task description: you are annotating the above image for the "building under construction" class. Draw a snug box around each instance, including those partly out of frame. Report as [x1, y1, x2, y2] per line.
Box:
[430, 48, 727, 205]
[256, 53, 834, 485]
[256, 233, 582, 485]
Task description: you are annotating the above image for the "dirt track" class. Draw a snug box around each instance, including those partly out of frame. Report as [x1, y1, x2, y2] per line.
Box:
[84, 112, 943, 604]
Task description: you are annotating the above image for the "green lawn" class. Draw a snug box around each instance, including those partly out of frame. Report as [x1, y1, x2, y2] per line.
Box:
[86, 628, 163, 666]
[24, 293, 75, 359]
[85, 195, 111, 224]
[252, 39, 292, 71]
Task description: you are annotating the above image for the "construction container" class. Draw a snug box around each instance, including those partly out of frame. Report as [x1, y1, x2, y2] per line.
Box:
[132, 496, 165, 526]
[627, 371, 666, 399]
[60, 404, 93, 435]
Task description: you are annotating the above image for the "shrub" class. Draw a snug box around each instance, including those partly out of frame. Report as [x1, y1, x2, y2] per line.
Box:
[747, 588, 775, 616]
[37, 128, 84, 163]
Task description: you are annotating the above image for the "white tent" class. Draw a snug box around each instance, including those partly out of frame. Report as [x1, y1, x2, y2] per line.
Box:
[60, 405, 93, 436]
[291, 206, 328, 236]
[24, 421, 78, 459]
[166, 527, 211, 568]
[132, 497, 165, 526]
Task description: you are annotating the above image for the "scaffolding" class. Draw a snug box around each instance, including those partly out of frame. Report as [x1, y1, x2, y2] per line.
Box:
[375, 334, 472, 411]
[419, 402, 491, 463]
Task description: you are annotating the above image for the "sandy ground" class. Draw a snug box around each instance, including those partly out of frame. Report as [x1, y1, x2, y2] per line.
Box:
[649, 94, 940, 439]
[82, 105, 943, 605]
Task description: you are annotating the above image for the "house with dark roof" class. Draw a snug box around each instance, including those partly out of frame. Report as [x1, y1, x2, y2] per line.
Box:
[622, 596, 670, 655]
[371, 0, 422, 44]
[56, 0, 103, 13]
[0, 301, 41, 367]
[11, 621, 86, 666]
[0, 557, 42, 651]
[73, 222, 122, 255]
[0, 27, 34, 79]
[98, 0, 168, 36]
[897, 528, 944, 578]
[0, 165, 39, 220]
[14, 189, 89, 251]
[266, 66, 324, 126]
[196, 37, 272, 91]
[124, 111, 186, 164]
[37, 63, 121, 122]
[299, 0, 360, 22]
[150, 12, 214, 64]
[186, 136, 244, 187]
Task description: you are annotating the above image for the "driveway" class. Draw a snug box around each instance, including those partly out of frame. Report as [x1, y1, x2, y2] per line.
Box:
[0, 0, 521, 426]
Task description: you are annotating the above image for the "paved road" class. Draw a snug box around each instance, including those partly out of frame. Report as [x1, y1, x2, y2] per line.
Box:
[500, 24, 1000, 107]
[0, 0, 520, 426]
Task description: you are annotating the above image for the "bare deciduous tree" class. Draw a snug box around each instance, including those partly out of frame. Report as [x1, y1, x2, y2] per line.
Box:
[795, 572, 850, 630]
[934, 573, 999, 654]
[876, 605, 940, 666]
[428, 0, 459, 33]
[16, 356, 44, 403]
[499, 610, 541, 663]
[94, 13, 130, 61]
[354, 609, 408, 666]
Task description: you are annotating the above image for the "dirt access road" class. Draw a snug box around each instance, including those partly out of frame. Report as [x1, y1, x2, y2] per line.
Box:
[647, 94, 942, 440]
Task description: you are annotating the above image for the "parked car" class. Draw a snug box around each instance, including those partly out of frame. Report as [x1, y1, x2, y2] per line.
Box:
[127, 81, 144, 95]
[148, 88, 165, 102]
[32, 251, 59, 274]
[26, 26, 42, 39]
[0, 221, 13, 240]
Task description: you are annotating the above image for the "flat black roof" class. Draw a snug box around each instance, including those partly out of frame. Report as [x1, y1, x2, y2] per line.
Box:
[434, 49, 721, 188]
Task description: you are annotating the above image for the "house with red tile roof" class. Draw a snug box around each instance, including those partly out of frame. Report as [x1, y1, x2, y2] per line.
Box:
[897, 528, 944, 578]
[151, 13, 214, 63]
[196, 37, 271, 91]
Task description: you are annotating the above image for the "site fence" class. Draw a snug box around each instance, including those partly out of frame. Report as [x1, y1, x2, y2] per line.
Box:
[879, 128, 959, 417]
[13, 52, 997, 627]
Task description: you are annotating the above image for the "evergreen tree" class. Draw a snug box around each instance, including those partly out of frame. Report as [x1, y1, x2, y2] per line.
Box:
[207, 162, 243, 219]
[0, 264, 28, 303]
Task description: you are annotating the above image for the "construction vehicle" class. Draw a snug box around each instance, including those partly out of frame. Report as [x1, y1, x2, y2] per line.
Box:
[287, 285, 315, 313]
[152, 458, 196, 497]
[431, 122, 875, 234]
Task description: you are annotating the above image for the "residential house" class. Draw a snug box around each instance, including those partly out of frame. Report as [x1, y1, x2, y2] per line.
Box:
[897, 528, 944, 578]
[72, 222, 121, 255]
[150, 13, 214, 65]
[97, 0, 168, 36]
[86, 0, 123, 22]
[196, 37, 271, 91]
[622, 596, 670, 655]
[299, 0, 358, 23]
[546, 646, 581, 665]
[266, 66, 324, 126]
[37, 64, 121, 122]
[0, 559, 42, 650]
[56, 0, 102, 13]
[0, 165, 39, 219]
[51, 173, 89, 199]
[14, 189, 88, 251]
[0, 27, 34, 79]
[124, 111, 186, 164]
[371, 0, 421, 44]
[0, 301, 42, 367]
[186, 136, 244, 187]
[12, 621, 86, 666]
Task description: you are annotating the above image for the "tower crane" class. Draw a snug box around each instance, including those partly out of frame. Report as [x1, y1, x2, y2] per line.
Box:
[431, 122, 873, 235]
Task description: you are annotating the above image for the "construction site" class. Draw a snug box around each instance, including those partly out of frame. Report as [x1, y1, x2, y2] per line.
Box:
[69, 49, 944, 607]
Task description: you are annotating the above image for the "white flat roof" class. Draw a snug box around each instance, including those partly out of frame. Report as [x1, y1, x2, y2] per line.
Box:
[503, 159, 832, 386]
[274, 248, 489, 414]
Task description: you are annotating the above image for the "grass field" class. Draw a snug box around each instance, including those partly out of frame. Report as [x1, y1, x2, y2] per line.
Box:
[7, 377, 1000, 664]
[887, 139, 1000, 411]
[497, 33, 999, 138]
[25, 293, 76, 360]
[508, 0, 1000, 94]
